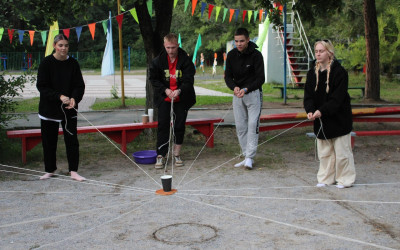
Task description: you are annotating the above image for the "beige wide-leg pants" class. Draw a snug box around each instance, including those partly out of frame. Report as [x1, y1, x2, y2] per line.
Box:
[317, 133, 356, 187]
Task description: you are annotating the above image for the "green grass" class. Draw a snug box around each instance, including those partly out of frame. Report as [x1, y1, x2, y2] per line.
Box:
[13, 97, 39, 113]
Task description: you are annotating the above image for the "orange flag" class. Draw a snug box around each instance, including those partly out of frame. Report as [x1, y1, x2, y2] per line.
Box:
[191, 0, 198, 16]
[229, 9, 235, 22]
[29, 30, 35, 46]
[259, 9, 263, 22]
[88, 23, 96, 40]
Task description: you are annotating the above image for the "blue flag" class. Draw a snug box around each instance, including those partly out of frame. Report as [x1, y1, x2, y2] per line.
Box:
[101, 12, 115, 76]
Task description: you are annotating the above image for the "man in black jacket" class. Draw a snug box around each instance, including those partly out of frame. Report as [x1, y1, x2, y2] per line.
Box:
[150, 33, 196, 169]
[225, 28, 265, 170]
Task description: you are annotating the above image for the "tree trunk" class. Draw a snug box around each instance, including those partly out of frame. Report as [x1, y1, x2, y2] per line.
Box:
[135, 0, 174, 120]
[363, 0, 380, 101]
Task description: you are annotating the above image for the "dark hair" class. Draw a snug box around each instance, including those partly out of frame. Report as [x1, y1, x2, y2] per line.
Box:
[234, 28, 249, 38]
[53, 34, 68, 45]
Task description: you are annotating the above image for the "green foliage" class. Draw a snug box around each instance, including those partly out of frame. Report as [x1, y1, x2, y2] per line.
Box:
[0, 72, 36, 129]
[110, 85, 119, 99]
[335, 37, 366, 70]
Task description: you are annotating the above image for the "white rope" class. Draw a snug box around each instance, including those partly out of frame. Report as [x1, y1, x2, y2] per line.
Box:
[179, 119, 310, 188]
[176, 103, 234, 188]
[0, 163, 154, 192]
[176, 195, 395, 250]
[0, 169, 154, 194]
[178, 182, 400, 192]
[74, 108, 162, 188]
[36, 197, 158, 249]
[0, 200, 140, 229]
[177, 192, 400, 204]
[61, 102, 73, 135]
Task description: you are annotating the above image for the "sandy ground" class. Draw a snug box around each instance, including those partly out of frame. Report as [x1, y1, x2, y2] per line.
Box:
[0, 130, 399, 250]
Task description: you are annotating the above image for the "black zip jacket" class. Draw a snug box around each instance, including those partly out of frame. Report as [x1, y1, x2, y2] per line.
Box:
[303, 59, 353, 139]
[37, 55, 85, 120]
[150, 48, 196, 110]
[224, 41, 265, 93]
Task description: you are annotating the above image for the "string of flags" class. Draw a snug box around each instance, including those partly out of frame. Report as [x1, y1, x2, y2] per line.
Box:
[0, 0, 271, 46]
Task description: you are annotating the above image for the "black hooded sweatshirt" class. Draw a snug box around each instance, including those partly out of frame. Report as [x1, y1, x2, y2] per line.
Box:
[150, 47, 196, 110]
[224, 41, 265, 93]
[303, 59, 353, 139]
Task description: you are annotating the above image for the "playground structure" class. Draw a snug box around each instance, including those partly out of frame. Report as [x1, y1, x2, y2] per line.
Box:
[259, 0, 314, 86]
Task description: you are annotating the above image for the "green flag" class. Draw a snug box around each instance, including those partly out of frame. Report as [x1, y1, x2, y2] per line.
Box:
[178, 33, 182, 48]
[192, 34, 202, 64]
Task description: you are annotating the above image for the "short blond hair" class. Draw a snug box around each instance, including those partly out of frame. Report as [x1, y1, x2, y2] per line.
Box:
[164, 33, 178, 44]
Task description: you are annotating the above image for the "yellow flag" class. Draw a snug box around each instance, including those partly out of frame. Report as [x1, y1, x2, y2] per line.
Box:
[45, 21, 59, 57]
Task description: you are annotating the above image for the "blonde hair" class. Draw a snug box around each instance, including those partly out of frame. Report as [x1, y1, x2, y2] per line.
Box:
[164, 33, 178, 44]
[314, 40, 334, 93]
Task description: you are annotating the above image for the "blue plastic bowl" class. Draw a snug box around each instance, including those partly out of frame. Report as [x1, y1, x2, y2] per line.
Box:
[132, 150, 157, 164]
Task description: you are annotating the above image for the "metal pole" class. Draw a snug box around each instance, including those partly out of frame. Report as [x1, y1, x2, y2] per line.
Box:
[117, 0, 125, 107]
[283, 3, 287, 105]
[128, 46, 131, 72]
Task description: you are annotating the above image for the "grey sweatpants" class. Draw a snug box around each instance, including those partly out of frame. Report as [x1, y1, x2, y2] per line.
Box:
[233, 89, 262, 159]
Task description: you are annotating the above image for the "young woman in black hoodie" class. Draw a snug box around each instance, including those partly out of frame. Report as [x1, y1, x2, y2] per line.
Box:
[36, 34, 86, 181]
[304, 40, 356, 188]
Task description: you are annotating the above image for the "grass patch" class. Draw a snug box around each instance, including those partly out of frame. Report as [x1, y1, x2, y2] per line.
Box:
[13, 97, 39, 113]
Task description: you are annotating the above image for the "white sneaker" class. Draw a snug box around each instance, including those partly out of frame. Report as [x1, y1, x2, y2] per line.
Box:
[335, 184, 345, 189]
[174, 155, 184, 167]
[244, 158, 253, 170]
[316, 183, 327, 187]
[234, 159, 246, 167]
[155, 155, 165, 169]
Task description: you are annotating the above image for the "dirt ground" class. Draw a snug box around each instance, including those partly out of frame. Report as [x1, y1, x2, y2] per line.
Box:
[0, 124, 399, 249]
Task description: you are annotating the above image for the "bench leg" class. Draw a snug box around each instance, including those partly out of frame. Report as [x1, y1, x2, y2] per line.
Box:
[105, 130, 144, 154]
[22, 138, 27, 164]
[191, 124, 214, 148]
[280, 88, 284, 98]
[21, 137, 43, 164]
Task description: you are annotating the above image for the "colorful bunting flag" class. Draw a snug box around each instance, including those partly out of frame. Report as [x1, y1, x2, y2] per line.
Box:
[17, 30, 24, 44]
[192, 34, 201, 64]
[191, 0, 198, 16]
[63, 28, 70, 39]
[178, 33, 182, 48]
[0, 28, 3, 41]
[208, 4, 214, 20]
[184, 0, 190, 12]
[229, 9, 234, 23]
[223, 8, 228, 22]
[45, 21, 58, 56]
[76, 26, 82, 42]
[147, 0, 152, 16]
[101, 11, 114, 76]
[8, 29, 15, 44]
[102, 20, 108, 34]
[129, 8, 139, 24]
[40, 31, 47, 46]
[29, 30, 35, 46]
[259, 9, 263, 22]
[174, 0, 178, 8]
[248, 10, 252, 23]
[116, 14, 124, 29]
[242, 10, 247, 23]
[215, 6, 221, 21]
[254, 10, 257, 22]
[201, 2, 206, 17]
[88, 23, 96, 40]
[235, 9, 239, 22]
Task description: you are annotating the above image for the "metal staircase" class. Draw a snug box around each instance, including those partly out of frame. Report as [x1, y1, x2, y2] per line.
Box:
[275, 1, 314, 86]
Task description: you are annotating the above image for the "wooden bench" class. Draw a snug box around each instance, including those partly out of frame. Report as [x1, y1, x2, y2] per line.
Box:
[6, 118, 224, 164]
[273, 86, 365, 98]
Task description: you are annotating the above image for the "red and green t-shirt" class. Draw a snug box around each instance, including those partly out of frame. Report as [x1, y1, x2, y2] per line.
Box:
[165, 55, 180, 102]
